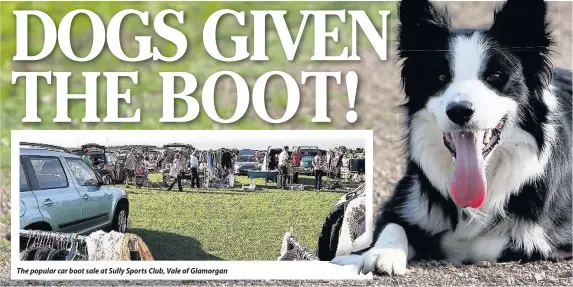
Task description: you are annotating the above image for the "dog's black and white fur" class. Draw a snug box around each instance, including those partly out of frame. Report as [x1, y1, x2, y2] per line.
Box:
[332, 0, 572, 275]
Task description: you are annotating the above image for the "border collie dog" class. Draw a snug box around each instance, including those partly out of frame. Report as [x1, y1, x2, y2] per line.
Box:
[332, 0, 572, 275]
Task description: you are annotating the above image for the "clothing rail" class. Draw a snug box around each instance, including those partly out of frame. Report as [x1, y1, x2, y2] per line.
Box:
[21, 230, 141, 260]
[285, 235, 319, 261]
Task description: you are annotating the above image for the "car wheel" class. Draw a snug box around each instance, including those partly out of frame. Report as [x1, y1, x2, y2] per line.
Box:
[112, 204, 128, 233]
[24, 222, 52, 231]
[102, 175, 112, 185]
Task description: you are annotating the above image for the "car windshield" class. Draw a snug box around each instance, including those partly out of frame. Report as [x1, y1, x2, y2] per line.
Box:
[237, 155, 256, 162]
[240, 150, 255, 156]
[300, 149, 319, 157]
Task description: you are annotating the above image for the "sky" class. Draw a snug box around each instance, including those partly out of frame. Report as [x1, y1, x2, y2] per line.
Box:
[16, 130, 367, 150]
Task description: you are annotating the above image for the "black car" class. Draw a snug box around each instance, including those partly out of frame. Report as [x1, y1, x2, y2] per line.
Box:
[81, 143, 116, 184]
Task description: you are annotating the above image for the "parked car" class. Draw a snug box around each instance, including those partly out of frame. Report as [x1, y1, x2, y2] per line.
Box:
[81, 143, 116, 184]
[19, 142, 130, 234]
[293, 146, 320, 175]
[260, 146, 297, 186]
[111, 153, 124, 182]
[233, 154, 261, 175]
[239, 149, 256, 156]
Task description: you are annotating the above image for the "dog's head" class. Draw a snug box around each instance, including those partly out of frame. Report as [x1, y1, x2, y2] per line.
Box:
[398, 0, 554, 209]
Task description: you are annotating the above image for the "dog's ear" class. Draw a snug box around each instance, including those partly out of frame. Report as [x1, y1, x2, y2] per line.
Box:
[490, 0, 552, 49]
[489, 0, 553, 90]
[397, 0, 451, 58]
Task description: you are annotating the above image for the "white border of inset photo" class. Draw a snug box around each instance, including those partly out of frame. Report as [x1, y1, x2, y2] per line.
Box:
[11, 129, 373, 280]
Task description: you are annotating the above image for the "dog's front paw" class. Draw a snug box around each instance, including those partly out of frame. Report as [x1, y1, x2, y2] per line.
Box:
[358, 247, 407, 275]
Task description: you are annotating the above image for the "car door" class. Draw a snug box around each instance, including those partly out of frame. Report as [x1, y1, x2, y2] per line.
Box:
[22, 156, 83, 232]
[19, 161, 43, 229]
[64, 157, 114, 231]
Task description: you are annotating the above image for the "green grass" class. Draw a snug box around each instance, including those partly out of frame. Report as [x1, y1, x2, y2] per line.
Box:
[125, 187, 341, 260]
[148, 173, 162, 183]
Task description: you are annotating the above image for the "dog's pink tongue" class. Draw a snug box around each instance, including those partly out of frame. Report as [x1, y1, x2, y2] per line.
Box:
[450, 131, 487, 208]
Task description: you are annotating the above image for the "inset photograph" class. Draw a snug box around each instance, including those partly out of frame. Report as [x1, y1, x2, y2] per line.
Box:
[13, 130, 372, 261]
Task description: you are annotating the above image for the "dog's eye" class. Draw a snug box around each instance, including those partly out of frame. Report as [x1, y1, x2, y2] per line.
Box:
[438, 74, 449, 82]
[486, 72, 503, 83]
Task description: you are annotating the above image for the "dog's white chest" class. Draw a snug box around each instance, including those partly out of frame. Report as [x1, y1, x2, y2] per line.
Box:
[440, 231, 508, 263]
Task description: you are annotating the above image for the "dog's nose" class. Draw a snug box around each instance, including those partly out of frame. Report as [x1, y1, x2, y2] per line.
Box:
[446, 101, 475, 126]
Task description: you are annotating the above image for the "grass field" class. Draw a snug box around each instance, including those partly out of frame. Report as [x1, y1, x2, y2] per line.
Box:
[0, 172, 344, 261]
[125, 186, 341, 260]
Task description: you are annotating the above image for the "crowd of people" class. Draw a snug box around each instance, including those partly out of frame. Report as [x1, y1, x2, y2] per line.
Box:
[166, 151, 200, 192]
[79, 144, 364, 191]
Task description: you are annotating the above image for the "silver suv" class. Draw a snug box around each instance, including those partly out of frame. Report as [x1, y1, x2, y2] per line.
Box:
[19, 143, 129, 234]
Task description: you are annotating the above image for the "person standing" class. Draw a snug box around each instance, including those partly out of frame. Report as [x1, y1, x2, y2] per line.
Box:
[143, 155, 150, 171]
[135, 151, 148, 186]
[168, 153, 184, 192]
[190, 151, 200, 188]
[291, 148, 302, 167]
[325, 149, 332, 176]
[124, 150, 136, 186]
[278, 146, 289, 189]
[312, 150, 327, 191]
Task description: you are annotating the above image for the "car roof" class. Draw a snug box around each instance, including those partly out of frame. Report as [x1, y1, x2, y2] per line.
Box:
[20, 147, 81, 158]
